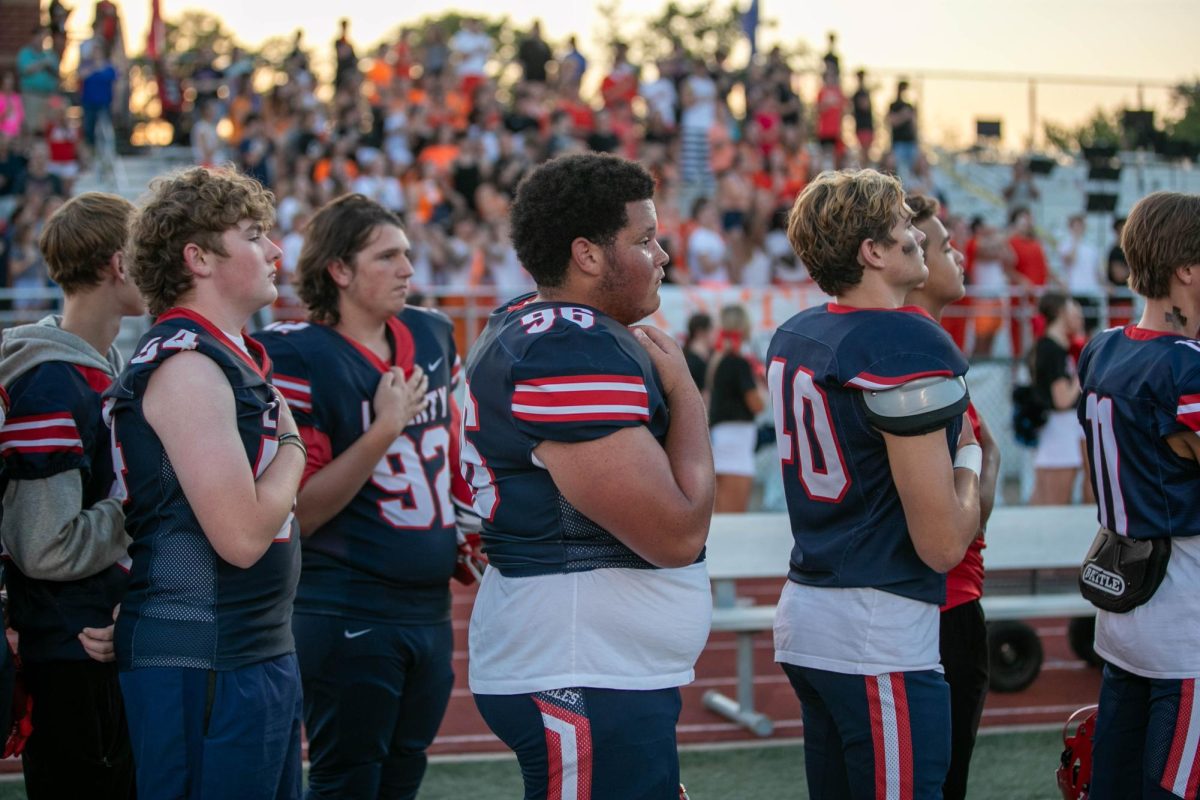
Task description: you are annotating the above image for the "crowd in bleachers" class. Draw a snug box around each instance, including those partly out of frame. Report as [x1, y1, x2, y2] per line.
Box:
[1, 2, 1144, 335]
[5, 8, 1200, 796]
[1, 1, 125, 317]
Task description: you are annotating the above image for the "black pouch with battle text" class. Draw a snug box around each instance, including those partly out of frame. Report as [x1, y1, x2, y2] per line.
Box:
[1078, 527, 1171, 613]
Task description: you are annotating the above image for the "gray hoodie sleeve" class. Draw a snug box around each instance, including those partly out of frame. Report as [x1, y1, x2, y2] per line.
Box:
[1, 471, 130, 581]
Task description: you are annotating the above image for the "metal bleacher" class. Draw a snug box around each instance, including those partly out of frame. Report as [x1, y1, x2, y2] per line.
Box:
[72, 146, 195, 202]
[934, 149, 1200, 248]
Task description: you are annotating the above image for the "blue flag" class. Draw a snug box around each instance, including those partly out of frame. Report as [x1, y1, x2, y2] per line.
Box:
[741, 0, 759, 56]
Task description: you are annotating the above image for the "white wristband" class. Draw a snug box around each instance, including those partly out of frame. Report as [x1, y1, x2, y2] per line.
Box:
[954, 443, 983, 477]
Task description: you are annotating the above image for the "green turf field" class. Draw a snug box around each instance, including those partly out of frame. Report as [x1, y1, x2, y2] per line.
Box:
[0, 728, 1068, 798]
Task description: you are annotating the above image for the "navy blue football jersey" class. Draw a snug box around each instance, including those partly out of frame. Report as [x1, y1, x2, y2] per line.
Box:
[0, 362, 129, 662]
[254, 309, 461, 624]
[106, 309, 300, 671]
[766, 304, 969, 605]
[1077, 325, 1200, 539]
[461, 293, 676, 577]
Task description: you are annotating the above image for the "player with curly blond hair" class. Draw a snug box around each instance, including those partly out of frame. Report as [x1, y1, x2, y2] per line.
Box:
[107, 167, 307, 799]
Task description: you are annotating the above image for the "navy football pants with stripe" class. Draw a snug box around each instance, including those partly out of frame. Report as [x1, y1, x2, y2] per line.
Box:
[781, 663, 950, 800]
[1092, 663, 1200, 800]
[294, 613, 454, 800]
[120, 653, 304, 800]
[475, 686, 683, 799]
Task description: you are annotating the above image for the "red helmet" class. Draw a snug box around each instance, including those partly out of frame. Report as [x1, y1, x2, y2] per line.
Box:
[1057, 705, 1099, 800]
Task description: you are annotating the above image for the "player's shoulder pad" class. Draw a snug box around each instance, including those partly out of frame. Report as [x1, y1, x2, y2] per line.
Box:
[841, 312, 969, 436]
[401, 305, 454, 332]
[1076, 326, 1117, 379]
[399, 305, 458, 358]
[511, 309, 645, 381]
[250, 323, 318, 415]
[5, 362, 82, 418]
[1, 363, 88, 476]
[1174, 337, 1200, 363]
[1167, 337, 1200, 394]
[861, 375, 970, 436]
[252, 320, 315, 367]
[257, 320, 314, 337]
[6, 359, 74, 391]
[839, 313, 967, 387]
[506, 304, 623, 348]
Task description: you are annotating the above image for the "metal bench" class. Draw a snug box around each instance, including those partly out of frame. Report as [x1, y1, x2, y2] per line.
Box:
[703, 506, 1098, 736]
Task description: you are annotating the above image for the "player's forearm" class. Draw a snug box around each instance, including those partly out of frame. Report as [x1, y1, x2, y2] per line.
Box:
[891, 432, 981, 572]
[659, 383, 715, 545]
[2, 474, 129, 580]
[295, 423, 398, 536]
[251, 442, 307, 526]
[950, 467, 982, 553]
[979, 435, 1001, 532]
[907, 472, 979, 573]
[205, 444, 305, 568]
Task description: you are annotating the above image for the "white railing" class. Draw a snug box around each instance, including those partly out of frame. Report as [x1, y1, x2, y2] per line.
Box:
[2, 283, 1141, 357]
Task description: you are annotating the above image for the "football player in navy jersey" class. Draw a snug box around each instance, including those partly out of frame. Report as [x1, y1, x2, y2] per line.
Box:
[0, 193, 142, 798]
[903, 193, 1001, 800]
[106, 168, 307, 800]
[464, 153, 714, 799]
[767, 170, 981, 799]
[1077, 192, 1200, 800]
[253, 194, 471, 800]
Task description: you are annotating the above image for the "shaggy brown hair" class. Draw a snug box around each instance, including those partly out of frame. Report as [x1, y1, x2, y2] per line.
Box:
[295, 194, 403, 325]
[905, 193, 940, 228]
[786, 169, 905, 296]
[39, 192, 134, 294]
[128, 167, 275, 316]
[1122, 191, 1200, 299]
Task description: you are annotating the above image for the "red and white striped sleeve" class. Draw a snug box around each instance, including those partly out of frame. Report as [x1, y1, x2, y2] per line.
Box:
[0, 412, 83, 457]
[511, 374, 650, 424]
[1175, 392, 1200, 432]
[273, 373, 313, 415]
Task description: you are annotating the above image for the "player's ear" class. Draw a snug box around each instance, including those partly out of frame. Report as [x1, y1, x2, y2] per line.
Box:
[109, 249, 128, 283]
[858, 237, 886, 270]
[570, 236, 603, 278]
[182, 241, 211, 278]
[327, 258, 354, 288]
[1176, 264, 1198, 286]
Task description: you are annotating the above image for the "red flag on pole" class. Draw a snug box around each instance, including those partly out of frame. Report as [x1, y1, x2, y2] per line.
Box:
[147, 0, 164, 59]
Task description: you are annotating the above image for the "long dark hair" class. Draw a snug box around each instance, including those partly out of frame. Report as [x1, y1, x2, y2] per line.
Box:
[295, 193, 403, 325]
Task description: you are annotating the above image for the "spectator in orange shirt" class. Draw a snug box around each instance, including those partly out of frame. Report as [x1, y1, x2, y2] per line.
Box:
[366, 44, 394, 102]
[417, 125, 462, 174]
[815, 63, 846, 171]
[312, 151, 359, 189]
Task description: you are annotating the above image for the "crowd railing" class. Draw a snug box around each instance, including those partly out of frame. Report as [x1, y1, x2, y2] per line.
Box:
[0, 284, 1140, 361]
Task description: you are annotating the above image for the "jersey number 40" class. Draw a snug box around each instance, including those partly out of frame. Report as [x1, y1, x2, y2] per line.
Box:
[768, 358, 851, 503]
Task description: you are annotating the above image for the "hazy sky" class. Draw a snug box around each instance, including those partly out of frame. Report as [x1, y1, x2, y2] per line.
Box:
[80, 0, 1200, 147]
